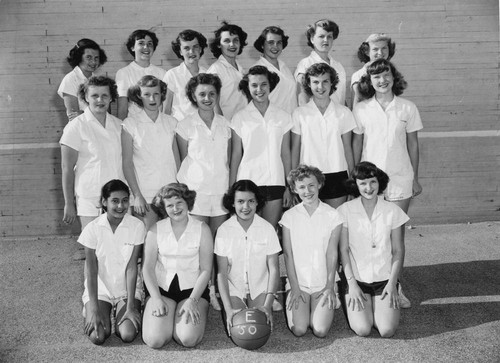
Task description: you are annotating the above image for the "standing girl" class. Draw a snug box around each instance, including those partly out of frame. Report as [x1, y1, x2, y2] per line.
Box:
[122, 75, 180, 231]
[163, 29, 208, 121]
[280, 165, 343, 337]
[58, 38, 108, 121]
[230, 65, 293, 228]
[295, 19, 346, 106]
[79, 179, 145, 345]
[115, 29, 166, 120]
[338, 162, 408, 337]
[60, 76, 124, 232]
[253, 26, 297, 114]
[350, 33, 396, 108]
[206, 21, 248, 121]
[215, 180, 281, 334]
[142, 183, 213, 348]
[291, 63, 355, 208]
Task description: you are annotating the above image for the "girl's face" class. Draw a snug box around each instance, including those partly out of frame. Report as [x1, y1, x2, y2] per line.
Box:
[309, 73, 332, 101]
[180, 38, 202, 65]
[248, 74, 270, 104]
[294, 175, 321, 206]
[312, 27, 334, 54]
[233, 191, 257, 224]
[368, 40, 389, 62]
[79, 48, 100, 74]
[356, 177, 379, 200]
[371, 70, 394, 95]
[103, 190, 129, 221]
[139, 85, 162, 112]
[219, 31, 240, 60]
[263, 33, 283, 61]
[131, 36, 155, 63]
[85, 85, 111, 115]
[193, 84, 218, 112]
[164, 196, 189, 221]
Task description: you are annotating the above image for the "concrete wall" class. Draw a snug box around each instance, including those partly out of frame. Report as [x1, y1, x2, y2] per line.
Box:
[1, 0, 499, 237]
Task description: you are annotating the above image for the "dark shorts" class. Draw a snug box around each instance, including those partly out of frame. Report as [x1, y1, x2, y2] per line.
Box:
[258, 185, 286, 202]
[155, 275, 210, 304]
[319, 171, 349, 200]
[340, 276, 398, 297]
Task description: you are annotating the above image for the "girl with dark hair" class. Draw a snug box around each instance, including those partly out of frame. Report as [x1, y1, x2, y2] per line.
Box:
[338, 162, 408, 337]
[163, 29, 208, 120]
[215, 180, 280, 335]
[58, 38, 107, 121]
[78, 179, 145, 345]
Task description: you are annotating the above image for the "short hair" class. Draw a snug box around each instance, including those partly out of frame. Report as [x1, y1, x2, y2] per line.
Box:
[357, 59, 407, 100]
[238, 65, 280, 102]
[185, 73, 222, 107]
[66, 38, 107, 68]
[126, 29, 159, 57]
[287, 165, 326, 192]
[302, 63, 339, 97]
[253, 26, 289, 53]
[171, 29, 208, 59]
[151, 183, 197, 220]
[78, 76, 118, 104]
[209, 21, 248, 58]
[357, 33, 396, 63]
[222, 180, 266, 215]
[100, 179, 130, 212]
[345, 162, 389, 197]
[127, 75, 167, 107]
[306, 19, 339, 49]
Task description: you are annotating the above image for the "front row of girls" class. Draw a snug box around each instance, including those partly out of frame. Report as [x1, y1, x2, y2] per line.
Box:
[80, 161, 407, 347]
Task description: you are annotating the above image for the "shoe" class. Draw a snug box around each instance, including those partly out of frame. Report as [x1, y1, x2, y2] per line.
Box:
[398, 284, 411, 309]
[272, 299, 283, 312]
[209, 286, 221, 311]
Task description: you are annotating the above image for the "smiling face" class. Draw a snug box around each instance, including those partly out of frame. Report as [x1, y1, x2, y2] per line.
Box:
[233, 191, 257, 225]
[248, 74, 270, 105]
[263, 33, 283, 61]
[180, 38, 202, 65]
[163, 196, 189, 221]
[356, 177, 379, 200]
[85, 85, 111, 115]
[79, 48, 100, 76]
[103, 190, 129, 222]
[139, 85, 162, 112]
[368, 40, 389, 62]
[294, 175, 321, 207]
[219, 31, 240, 60]
[194, 84, 218, 112]
[371, 70, 394, 95]
[309, 73, 332, 101]
[312, 27, 334, 55]
[131, 35, 155, 64]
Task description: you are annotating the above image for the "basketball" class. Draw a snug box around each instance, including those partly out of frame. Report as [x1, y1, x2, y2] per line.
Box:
[230, 308, 271, 350]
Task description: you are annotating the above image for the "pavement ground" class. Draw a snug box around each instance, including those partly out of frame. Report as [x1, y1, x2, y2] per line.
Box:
[1, 222, 499, 362]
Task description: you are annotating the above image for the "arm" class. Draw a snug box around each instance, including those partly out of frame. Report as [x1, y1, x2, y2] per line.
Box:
[339, 226, 367, 311]
[352, 132, 364, 166]
[117, 97, 129, 120]
[381, 226, 405, 309]
[350, 83, 361, 110]
[229, 130, 243, 185]
[216, 254, 238, 334]
[61, 145, 78, 225]
[163, 89, 174, 115]
[178, 223, 214, 324]
[341, 131, 355, 176]
[176, 134, 189, 164]
[121, 128, 149, 216]
[118, 244, 142, 330]
[407, 131, 422, 197]
[296, 74, 310, 106]
[83, 247, 105, 338]
[318, 225, 342, 309]
[62, 94, 82, 121]
[261, 253, 279, 329]
[282, 226, 307, 310]
[281, 131, 293, 208]
[290, 132, 301, 170]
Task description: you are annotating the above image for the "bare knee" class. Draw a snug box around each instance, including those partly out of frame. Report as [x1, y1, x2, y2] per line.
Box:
[175, 332, 203, 348]
[289, 323, 308, 337]
[117, 323, 138, 343]
[312, 325, 330, 338]
[351, 322, 372, 337]
[88, 329, 107, 345]
[143, 335, 170, 349]
[378, 325, 397, 338]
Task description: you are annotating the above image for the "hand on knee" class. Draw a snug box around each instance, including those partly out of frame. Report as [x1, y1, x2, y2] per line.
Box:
[88, 326, 107, 345]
